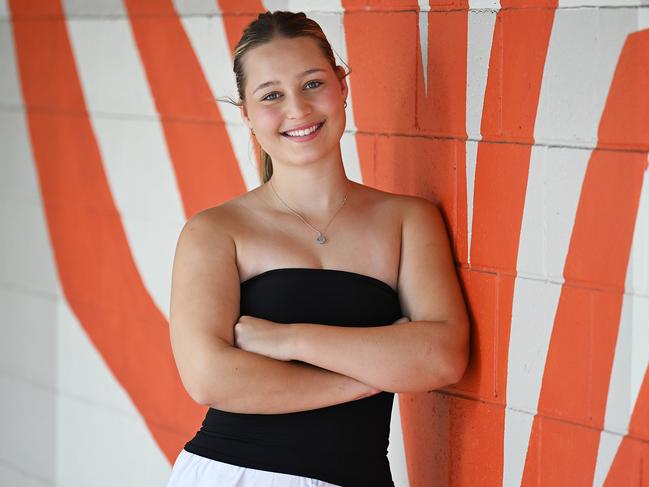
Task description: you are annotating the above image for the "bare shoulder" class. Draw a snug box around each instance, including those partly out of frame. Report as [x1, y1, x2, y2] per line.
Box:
[390, 193, 445, 243]
[176, 208, 230, 259]
[354, 183, 443, 230]
[349, 182, 419, 214]
[177, 192, 255, 249]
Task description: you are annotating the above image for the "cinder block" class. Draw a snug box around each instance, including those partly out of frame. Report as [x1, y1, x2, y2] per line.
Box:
[399, 392, 505, 486]
[543, 146, 590, 281]
[0, 288, 57, 389]
[344, 10, 418, 133]
[416, 9, 470, 140]
[0, 20, 23, 106]
[0, 375, 56, 484]
[66, 17, 158, 118]
[0, 198, 60, 298]
[448, 267, 499, 401]
[374, 134, 457, 210]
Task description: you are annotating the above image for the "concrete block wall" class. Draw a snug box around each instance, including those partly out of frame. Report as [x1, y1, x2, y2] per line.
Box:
[1, 0, 647, 485]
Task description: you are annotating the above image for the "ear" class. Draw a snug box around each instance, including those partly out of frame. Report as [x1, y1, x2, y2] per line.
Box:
[336, 66, 349, 102]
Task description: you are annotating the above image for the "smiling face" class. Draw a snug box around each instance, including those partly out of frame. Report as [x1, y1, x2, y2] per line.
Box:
[239, 35, 348, 168]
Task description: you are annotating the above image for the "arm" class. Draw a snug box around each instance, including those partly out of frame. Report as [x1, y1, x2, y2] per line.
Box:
[288, 197, 470, 393]
[169, 208, 379, 414]
[194, 345, 381, 414]
[289, 320, 457, 393]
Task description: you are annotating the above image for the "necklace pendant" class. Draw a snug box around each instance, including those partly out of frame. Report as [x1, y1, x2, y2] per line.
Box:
[315, 234, 326, 244]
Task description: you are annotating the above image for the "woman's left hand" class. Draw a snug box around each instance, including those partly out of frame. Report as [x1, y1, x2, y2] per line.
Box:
[234, 315, 295, 361]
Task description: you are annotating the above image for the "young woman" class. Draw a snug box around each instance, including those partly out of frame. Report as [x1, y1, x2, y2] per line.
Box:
[166, 11, 470, 487]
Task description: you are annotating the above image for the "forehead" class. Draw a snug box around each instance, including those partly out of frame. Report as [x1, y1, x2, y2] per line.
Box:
[242, 36, 331, 89]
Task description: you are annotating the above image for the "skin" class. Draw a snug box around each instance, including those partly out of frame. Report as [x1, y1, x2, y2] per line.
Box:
[168, 35, 470, 413]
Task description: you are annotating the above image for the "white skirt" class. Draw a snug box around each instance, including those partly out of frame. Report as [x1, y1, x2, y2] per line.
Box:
[166, 449, 343, 487]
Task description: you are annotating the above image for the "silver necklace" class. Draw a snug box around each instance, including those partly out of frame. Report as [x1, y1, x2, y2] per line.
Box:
[269, 179, 350, 245]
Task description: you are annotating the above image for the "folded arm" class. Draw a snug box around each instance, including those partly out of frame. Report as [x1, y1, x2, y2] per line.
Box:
[189, 339, 381, 413]
[236, 197, 470, 394]
[288, 318, 465, 393]
[169, 208, 380, 415]
[300, 197, 469, 392]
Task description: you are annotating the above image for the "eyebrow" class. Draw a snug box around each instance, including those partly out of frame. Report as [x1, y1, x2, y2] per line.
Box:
[252, 68, 327, 95]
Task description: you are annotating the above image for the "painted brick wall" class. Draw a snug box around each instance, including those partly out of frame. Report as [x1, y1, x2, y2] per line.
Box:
[1, 1, 647, 486]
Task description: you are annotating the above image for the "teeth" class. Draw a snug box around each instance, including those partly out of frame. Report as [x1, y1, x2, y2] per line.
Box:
[284, 123, 321, 137]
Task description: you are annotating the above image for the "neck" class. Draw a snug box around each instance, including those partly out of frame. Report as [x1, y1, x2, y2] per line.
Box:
[265, 148, 351, 216]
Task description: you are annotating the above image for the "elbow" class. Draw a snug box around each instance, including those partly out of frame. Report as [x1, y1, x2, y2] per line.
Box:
[443, 351, 469, 386]
[439, 318, 470, 387]
[179, 344, 234, 407]
[421, 341, 469, 391]
[440, 339, 470, 386]
[189, 387, 213, 407]
[181, 364, 227, 408]
[183, 377, 215, 407]
[190, 382, 231, 409]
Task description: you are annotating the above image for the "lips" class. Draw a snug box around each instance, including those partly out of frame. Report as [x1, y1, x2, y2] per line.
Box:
[281, 121, 325, 137]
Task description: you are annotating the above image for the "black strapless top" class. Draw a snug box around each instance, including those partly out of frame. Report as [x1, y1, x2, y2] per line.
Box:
[183, 267, 402, 487]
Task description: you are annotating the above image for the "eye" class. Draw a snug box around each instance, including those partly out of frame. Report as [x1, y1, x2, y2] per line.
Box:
[261, 81, 323, 102]
[262, 92, 281, 102]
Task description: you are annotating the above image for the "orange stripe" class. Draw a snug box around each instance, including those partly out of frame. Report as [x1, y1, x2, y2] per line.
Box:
[521, 28, 649, 486]
[605, 29, 649, 486]
[604, 435, 649, 486]
[8, 0, 206, 462]
[124, 0, 246, 217]
[463, 1, 557, 484]
[218, 0, 265, 55]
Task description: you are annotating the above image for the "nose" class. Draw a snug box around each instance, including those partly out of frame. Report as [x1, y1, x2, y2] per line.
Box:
[285, 93, 312, 119]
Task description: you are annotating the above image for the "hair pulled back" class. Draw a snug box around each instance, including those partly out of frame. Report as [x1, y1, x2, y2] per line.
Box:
[232, 11, 347, 183]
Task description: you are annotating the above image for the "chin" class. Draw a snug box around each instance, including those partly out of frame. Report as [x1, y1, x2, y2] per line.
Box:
[283, 149, 331, 166]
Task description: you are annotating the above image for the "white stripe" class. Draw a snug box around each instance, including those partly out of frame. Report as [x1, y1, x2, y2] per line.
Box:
[65, 13, 185, 322]
[0, 0, 7, 19]
[59, 0, 127, 17]
[174, 0, 221, 16]
[640, 8, 649, 30]
[592, 430, 624, 487]
[176, 11, 261, 190]
[560, 0, 644, 6]
[418, 0, 429, 96]
[503, 131, 589, 484]
[387, 394, 409, 487]
[503, 408, 535, 487]
[466, 6, 498, 141]
[503, 8, 640, 485]
[56, 299, 172, 486]
[534, 7, 638, 148]
[265, 0, 342, 12]
[465, 140, 478, 265]
[469, 0, 500, 7]
[0, 19, 23, 108]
